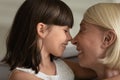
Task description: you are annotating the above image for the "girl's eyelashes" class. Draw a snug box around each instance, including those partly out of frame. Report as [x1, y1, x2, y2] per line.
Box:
[64, 30, 68, 32]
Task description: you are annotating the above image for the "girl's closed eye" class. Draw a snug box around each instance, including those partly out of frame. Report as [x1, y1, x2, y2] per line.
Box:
[64, 30, 68, 32]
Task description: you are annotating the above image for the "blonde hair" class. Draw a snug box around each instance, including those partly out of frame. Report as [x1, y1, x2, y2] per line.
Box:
[83, 3, 120, 69]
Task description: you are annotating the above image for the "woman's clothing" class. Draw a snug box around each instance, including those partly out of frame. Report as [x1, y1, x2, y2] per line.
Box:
[16, 59, 74, 80]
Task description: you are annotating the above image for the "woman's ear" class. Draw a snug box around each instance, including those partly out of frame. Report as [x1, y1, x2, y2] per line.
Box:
[36, 23, 47, 38]
[101, 30, 116, 48]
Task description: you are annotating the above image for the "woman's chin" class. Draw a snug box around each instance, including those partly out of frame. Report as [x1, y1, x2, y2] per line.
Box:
[78, 61, 91, 68]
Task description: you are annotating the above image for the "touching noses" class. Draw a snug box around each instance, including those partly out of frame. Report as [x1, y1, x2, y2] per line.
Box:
[68, 34, 72, 41]
[67, 33, 72, 41]
[71, 36, 77, 45]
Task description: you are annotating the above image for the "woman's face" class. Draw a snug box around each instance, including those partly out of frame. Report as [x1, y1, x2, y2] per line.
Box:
[43, 25, 72, 57]
[72, 21, 106, 68]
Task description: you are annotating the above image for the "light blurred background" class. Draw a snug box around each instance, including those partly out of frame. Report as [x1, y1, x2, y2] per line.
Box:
[0, 0, 120, 60]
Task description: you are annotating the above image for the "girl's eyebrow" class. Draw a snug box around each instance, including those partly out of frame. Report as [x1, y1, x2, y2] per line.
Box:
[65, 26, 70, 29]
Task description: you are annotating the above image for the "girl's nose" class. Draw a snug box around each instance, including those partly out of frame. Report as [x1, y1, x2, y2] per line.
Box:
[67, 33, 72, 41]
[68, 35, 72, 41]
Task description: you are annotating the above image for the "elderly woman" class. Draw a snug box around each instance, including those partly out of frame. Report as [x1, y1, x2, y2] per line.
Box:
[72, 3, 120, 80]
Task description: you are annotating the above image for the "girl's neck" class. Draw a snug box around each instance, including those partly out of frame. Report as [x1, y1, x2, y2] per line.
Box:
[39, 49, 56, 75]
[40, 50, 52, 67]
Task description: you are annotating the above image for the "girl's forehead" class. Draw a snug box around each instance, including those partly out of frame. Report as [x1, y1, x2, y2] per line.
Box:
[51, 25, 70, 29]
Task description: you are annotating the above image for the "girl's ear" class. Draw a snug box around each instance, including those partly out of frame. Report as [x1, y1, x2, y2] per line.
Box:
[101, 30, 116, 49]
[36, 23, 47, 38]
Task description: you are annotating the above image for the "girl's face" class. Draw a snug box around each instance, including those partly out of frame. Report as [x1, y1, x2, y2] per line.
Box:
[42, 25, 72, 57]
[72, 21, 106, 68]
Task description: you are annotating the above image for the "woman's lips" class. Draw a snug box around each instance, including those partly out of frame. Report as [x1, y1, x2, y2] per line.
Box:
[77, 50, 83, 57]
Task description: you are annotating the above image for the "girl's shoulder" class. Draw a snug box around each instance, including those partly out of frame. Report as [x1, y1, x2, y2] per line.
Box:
[9, 69, 43, 80]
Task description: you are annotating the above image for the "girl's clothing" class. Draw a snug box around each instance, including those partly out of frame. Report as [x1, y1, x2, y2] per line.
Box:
[16, 59, 74, 80]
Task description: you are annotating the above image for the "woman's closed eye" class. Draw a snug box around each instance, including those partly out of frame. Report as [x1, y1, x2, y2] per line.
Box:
[79, 23, 87, 33]
[79, 28, 85, 33]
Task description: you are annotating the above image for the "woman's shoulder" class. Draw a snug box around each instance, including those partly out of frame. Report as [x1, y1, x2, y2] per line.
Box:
[9, 69, 43, 80]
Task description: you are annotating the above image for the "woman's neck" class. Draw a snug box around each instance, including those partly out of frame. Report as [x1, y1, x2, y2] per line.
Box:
[90, 63, 106, 80]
